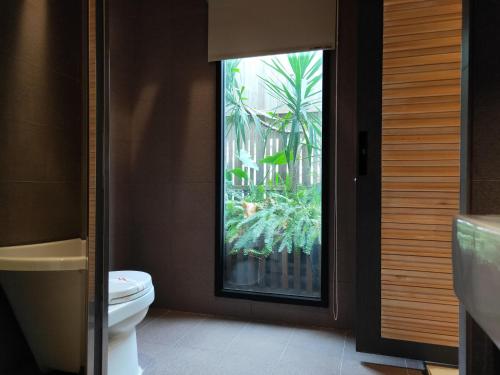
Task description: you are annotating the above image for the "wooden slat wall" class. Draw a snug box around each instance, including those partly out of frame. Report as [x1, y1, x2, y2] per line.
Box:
[381, 0, 461, 347]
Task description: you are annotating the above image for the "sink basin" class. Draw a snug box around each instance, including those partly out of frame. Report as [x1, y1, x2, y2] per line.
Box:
[453, 215, 500, 349]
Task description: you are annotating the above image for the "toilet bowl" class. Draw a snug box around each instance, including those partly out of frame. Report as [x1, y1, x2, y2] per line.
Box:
[108, 271, 154, 375]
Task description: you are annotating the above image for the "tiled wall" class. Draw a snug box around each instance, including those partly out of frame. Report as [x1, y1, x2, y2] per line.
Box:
[469, 3, 500, 217]
[109, 0, 356, 329]
[466, 0, 500, 373]
[108, 0, 139, 271]
[0, 0, 84, 372]
[0, 0, 83, 247]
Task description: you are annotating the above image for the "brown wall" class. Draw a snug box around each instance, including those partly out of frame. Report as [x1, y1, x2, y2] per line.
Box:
[108, 0, 139, 270]
[0, 0, 83, 247]
[0, 1, 84, 372]
[110, 0, 356, 329]
[465, 0, 500, 372]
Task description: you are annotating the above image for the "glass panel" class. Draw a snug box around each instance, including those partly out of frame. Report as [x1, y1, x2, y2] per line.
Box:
[222, 51, 324, 299]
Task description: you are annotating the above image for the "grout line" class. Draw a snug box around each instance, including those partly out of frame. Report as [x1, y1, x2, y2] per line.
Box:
[268, 325, 295, 375]
[222, 320, 250, 352]
[171, 316, 208, 348]
[277, 327, 294, 362]
[338, 331, 348, 375]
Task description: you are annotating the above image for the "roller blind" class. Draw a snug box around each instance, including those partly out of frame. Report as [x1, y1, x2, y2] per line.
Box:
[208, 0, 337, 62]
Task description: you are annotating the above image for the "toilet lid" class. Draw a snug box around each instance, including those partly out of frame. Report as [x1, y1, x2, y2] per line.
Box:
[109, 271, 153, 305]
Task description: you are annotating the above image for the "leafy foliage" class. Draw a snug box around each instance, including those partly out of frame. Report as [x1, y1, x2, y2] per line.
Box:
[225, 185, 321, 257]
[223, 51, 324, 259]
[259, 52, 323, 173]
[224, 60, 262, 154]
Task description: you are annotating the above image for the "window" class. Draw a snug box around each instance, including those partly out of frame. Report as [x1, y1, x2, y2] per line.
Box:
[217, 50, 330, 304]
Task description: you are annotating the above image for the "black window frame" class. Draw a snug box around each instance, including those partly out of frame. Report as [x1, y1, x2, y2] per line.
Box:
[215, 50, 335, 307]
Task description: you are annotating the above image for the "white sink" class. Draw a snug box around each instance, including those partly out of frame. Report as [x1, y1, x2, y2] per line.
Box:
[453, 215, 500, 349]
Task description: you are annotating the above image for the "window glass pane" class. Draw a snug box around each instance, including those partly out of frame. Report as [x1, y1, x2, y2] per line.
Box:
[222, 51, 323, 299]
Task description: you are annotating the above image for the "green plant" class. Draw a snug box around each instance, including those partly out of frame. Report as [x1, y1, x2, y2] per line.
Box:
[223, 52, 324, 260]
[259, 52, 323, 190]
[224, 60, 262, 154]
[224, 184, 321, 258]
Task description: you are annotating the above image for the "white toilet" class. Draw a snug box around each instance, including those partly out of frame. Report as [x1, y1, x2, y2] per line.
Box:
[108, 271, 155, 375]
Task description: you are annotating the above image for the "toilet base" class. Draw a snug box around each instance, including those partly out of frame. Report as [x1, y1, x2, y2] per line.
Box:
[108, 330, 141, 375]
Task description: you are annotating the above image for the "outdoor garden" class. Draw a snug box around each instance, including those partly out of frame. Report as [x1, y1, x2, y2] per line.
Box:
[222, 51, 324, 298]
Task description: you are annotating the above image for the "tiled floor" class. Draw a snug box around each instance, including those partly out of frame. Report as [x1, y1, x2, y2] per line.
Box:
[138, 309, 425, 375]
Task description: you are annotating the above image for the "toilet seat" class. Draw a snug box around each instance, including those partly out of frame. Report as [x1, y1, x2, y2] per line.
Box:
[109, 271, 153, 305]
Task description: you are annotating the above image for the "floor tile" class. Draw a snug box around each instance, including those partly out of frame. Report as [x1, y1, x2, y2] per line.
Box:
[274, 351, 342, 375]
[176, 317, 247, 352]
[217, 352, 275, 375]
[136, 310, 424, 375]
[140, 343, 222, 375]
[138, 307, 169, 329]
[225, 321, 293, 364]
[137, 310, 206, 346]
[287, 326, 346, 357]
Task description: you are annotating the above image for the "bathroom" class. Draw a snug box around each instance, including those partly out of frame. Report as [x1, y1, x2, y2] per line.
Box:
[1, 0, 500, 374]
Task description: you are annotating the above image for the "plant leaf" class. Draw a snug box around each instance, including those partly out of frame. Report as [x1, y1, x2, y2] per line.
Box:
[260, 151, 288, 165]
[227, 168, 248, 180]
[237, 149, 259, 170]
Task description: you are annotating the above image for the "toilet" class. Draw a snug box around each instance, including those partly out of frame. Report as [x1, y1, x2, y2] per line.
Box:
[108, 271, 155, 375]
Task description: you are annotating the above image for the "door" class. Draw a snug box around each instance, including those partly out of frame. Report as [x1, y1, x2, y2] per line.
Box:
[356, 0, 462, 364]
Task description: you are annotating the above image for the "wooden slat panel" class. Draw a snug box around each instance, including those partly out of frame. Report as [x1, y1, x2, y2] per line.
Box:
[382, 166, 460, 177]
[383, 160, 459, 167]
[384, 35, 461, 53]
[383, 190, 459, 198]
[384, 13, 461, 29]
[384, 20, 461, 38]
[383, 284, 459, 303]
[383, 128, 459, 136]
[385, 0, 460, 12]
[382, 143, 459, 151]
[383, 133, 459, 144]
[383, 101, 461, 115]
[383, 95, 461, 106]
[381, 0, 460, 347]
[384, 29, 460, 45]
[382, 254, 453, 273]
[383, 84, 461, 99]
[385, 4, 460, 21]
[383, 117, 460, 128]
[382, 214, 455, 225]
[384, 45, 461, 60]
[384, 52, 461, 68]
[383, 304, 458, 322]
[384, 79, 461, 91]
[383, 182, 459, 192]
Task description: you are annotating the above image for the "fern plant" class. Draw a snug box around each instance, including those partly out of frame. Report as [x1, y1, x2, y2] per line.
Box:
[224, 185, 321, 258]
